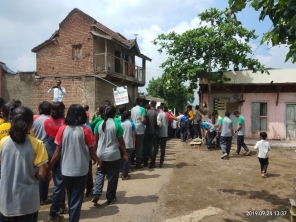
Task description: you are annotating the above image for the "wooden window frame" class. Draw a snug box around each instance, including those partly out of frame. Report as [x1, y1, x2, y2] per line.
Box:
[72, 44, 82, 60]
[251, 102, 268, 131]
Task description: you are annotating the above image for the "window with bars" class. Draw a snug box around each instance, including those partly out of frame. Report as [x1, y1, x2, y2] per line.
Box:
[251, 102, 267, 131]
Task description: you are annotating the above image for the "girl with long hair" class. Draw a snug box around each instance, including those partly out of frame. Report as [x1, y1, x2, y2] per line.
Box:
[92, 105, 128, 204]
[48, 104, 101, 222]
[0, 106, 48, 222]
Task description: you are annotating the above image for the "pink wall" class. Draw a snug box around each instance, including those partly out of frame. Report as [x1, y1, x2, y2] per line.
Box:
[202, 92, 296, 139]
[242, 93, 293, 139]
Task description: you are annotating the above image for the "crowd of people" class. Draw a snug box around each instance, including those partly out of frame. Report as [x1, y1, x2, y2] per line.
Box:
[0, 94, 271, 222]
[0, 95, 178, 222]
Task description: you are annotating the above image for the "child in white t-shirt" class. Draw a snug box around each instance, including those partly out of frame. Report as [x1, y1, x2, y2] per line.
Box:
[254, 132, 270, 178]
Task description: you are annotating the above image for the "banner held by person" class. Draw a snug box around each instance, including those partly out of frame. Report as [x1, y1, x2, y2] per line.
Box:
[114, 86, 129, 105]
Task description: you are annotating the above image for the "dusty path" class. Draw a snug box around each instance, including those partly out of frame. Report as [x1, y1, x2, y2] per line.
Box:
[38, 139, 177, 222]
[154, 140, 294, 222]
[38, 139, 295, 222]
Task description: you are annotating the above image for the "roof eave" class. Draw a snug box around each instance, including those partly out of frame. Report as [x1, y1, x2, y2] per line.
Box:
[31, 38, 57, 53]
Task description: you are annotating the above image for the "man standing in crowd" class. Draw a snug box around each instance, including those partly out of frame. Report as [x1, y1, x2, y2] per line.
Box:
[234, 110, 251, 156]
[176, 111, 184, 128]
[193, 105, 202, 139]
[217, 111, 234, 159]
[48, 79, 66, 102]
[143, 101, 158, 168]
[131, 98, 146, 169]
[157, 106, 168, 168]
[165, 110, 173, 139]
[176, 111, 184, 139]
[168, 110, 177, 138]
[212, 110, 222, 149]
[186, 105, 194, 140]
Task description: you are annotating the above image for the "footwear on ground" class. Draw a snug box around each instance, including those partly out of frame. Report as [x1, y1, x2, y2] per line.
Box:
[107, 197, 117, 205]
[221, 153, 228, 159]
[41, 197, 52, 205]
[122, 175, 131, 180]
[91, 195, 100, 204]
[48, 214, 64, 222]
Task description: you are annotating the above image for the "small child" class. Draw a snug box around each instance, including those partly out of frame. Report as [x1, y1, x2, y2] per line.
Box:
[254, 132, 270, 178]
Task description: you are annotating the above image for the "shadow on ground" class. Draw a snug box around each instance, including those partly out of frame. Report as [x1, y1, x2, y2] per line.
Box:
[220, 189, 290, 221]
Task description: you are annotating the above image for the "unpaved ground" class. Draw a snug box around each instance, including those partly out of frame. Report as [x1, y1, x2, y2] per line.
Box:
[154, 140, 295, 222]
[38, 139, 296, 221]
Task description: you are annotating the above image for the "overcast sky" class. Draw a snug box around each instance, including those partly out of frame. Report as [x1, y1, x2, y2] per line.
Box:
[0, 0, 295, 104]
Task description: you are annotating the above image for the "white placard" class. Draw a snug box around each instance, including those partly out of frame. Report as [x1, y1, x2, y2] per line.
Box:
[114, 86, 129, 105]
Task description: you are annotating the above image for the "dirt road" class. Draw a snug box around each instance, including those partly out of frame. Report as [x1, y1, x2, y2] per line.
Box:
[38, 139, 295, 222]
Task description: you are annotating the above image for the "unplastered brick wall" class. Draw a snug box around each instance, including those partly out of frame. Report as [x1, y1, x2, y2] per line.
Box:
[95, 78, 115, 109]
[81, 76, 95, 114]
[2, 73, 35, 110]
[34, 77, 84, 114]
[36, 12, 94, 77]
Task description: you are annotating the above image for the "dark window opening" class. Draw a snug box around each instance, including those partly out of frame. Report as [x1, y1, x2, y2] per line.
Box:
[72, 44, 82, 60]
[115, 50, 121, 73]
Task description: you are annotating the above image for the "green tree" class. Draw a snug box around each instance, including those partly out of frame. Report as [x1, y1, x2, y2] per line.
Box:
[153, 8, 268, 116]
[229, 0, 296, 63]
[146, 76, 194, 112]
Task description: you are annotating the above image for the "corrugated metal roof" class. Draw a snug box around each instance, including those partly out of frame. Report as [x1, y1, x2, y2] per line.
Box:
[200, 69, 296, 85]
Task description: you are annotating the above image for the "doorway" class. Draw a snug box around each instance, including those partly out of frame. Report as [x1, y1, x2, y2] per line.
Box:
[214, 98, 230, 118]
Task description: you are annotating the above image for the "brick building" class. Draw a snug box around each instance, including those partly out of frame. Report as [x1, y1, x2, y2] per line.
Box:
[31, 8, 151, 113]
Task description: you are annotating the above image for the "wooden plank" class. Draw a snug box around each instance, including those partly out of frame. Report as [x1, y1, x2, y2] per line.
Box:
[105, 39, 108, 72]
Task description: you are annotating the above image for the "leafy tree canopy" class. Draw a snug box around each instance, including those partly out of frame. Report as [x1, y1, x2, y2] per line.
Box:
[146, 76, 194, 112]
[153, 8, 268, 111]
[229, 0, 296, 63]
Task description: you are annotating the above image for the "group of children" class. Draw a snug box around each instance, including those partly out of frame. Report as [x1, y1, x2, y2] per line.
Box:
[0, 97, 172, 222]
[178, 107, 271, 179]
[0, 98, 144, 222]
[0, 98, 271, 222]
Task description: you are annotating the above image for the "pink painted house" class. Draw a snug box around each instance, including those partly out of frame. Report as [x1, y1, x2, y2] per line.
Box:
[199, 69, 296, 140]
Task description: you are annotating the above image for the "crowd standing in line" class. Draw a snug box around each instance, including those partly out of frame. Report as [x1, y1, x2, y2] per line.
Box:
[0, 95, 271, 222]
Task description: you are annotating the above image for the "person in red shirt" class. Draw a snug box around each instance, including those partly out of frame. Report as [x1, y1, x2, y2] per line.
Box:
[44, 102, 66, 221]
[48, 104, 101, 222]
[165, 110, 177, 139]
[84, 105, 90, 124]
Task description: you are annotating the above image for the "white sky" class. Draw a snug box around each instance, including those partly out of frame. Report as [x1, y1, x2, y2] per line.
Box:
[0, 0, 295, 105]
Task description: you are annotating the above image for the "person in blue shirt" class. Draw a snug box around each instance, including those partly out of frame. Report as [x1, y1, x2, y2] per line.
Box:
[180, 112, 188, 142]
[120, 111, 136, 180]
[198, 119, 217, 151]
